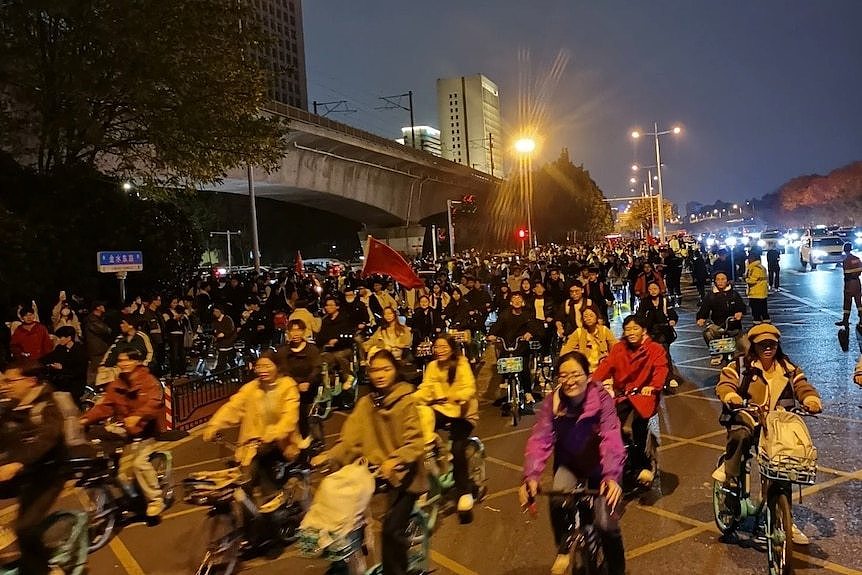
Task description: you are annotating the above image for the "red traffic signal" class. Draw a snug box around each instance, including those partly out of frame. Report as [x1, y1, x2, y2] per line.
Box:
[517, 228, 527, 239]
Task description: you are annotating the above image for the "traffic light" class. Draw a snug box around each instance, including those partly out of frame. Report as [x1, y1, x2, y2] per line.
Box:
[461, 194, 477, 214]
[517, 228, 527, 239]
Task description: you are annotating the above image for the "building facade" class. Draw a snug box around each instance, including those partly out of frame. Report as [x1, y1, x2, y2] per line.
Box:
[436, 74, 503, 177]
[254, 0, 308, 109]
[396, 126, 442, 157]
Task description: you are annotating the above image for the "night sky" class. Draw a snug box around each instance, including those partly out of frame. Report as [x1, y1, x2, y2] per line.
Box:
[303, 1, 862, 208]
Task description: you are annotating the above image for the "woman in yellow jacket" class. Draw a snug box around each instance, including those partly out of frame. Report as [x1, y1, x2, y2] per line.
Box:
[203, 350, 303, 493]
[559, 306, 618, 372]
[414, 334, 478, 514]
[745, 253, 770, 323]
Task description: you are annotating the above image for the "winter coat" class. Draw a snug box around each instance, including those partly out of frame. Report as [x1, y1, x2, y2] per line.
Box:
[415, 356, 478, 424]
[10, 323, 53, 361]
[745, 260, 768, 299]
[635, 296, 679, 344]
[101, 331, 154, 368]
[523, 381, 625, 485]
[696, 284, 747, 329]
[84, 313, 113, 359]
[82, 365, 165, 438]
[592, 337, 668, 419]
[327, 382, 427, 494]
[275, 342, 322, 404]
[212, 314, 237, 350]
[559, 326, 617, 372]
[716, 358, 819, 412]
[0, 384, 66, 477]
[205, 376, 302, 464]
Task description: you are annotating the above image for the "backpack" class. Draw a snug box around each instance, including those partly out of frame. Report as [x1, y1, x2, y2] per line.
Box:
[759, 408, 817, 466]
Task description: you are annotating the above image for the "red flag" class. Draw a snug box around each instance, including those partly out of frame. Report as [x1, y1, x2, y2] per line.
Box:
[361, 236, 425, 288]
[646, 231, 658, 246]
[294, 250, 303, 275]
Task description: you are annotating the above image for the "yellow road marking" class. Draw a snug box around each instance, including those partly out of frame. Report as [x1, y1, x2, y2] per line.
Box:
[108, 537, 147, 575]
[481, 427, 531, 442]
[123, 505, 208, 528]
[625, 525, 711, 559]
[793, 551, 862, 575]
[633, 504, 708, 528]
[430, 549, 481, 575]
[485, 455, 523, 472]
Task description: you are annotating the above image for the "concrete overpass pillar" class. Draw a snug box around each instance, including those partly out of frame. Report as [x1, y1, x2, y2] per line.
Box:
[360, 226, 426, 257]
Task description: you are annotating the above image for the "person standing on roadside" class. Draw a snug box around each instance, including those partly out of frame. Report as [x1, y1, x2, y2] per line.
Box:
[766, 245, 781, 291]
[744, 252, 770, 324]
[835, 242, 862, 329]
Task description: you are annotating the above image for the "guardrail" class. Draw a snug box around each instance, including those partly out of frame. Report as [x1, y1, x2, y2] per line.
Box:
[165, 365, 253, 431]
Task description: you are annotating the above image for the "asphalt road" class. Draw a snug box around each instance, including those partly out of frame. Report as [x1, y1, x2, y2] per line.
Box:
[36, 253, 862, 574]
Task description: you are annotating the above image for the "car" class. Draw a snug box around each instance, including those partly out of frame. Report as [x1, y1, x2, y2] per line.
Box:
[757, 230, 786, 254]
[800, 235, 845, 270]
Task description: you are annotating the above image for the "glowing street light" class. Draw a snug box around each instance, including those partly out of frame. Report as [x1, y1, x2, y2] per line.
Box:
[122, 181, 133, 192]
[630, 123, 683, 243]
[514, 137, 536, 154]
[514, 136, 537, 248]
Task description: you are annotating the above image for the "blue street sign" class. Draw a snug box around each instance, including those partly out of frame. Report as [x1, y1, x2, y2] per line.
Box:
[97, 251, 143, 273]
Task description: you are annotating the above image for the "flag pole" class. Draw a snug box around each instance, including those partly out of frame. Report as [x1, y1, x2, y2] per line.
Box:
[360, 235, 372, 277]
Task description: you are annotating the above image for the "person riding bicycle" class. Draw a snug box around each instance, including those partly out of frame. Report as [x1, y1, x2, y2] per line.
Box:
[520, 351, 627, 575]
[310, 350, 426, 575]
[591, 315, 667, 486]
[414, 334, 479, 516]
[635, 281, 681, 389]
[317, 296, 357, 391]
[487, 292, 541, 415]
[554, 280, 593, 338]
[80, 349, 167, 517]
[559, 305, 617, 373]
[364, 306, 412, 362]
[696, 271, 748, 366]
[408, 295, 444, 369]
[712, 324, 821, 545]
[0, 360, 68, 575]
[204, 350, 303, 495]
[275, 319, 322, 442]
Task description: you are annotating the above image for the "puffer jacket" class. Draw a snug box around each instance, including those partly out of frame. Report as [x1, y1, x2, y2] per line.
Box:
[716, 358, 819, 411]
[745, 260, 768, 299]
[82, 366, 165, 438]
[696, 284, 747, 329]
[591, 337, 668, 418]
[523, 381, 625, 485]
[414, 356, 478, 424]
[205, 376, 302, 464]
[327, 382, 427, 494]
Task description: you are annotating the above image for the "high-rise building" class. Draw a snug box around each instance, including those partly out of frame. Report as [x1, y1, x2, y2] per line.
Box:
[437, 75, 503, 177]
[395, 126, 442, 157]
[254, 0, 308, 110]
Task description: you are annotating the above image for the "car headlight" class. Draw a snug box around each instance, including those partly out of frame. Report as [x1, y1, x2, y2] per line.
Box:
[706, 238, 716, 246]
[757, 239, 766, 248]
[811, 249, 828, 258]
[778, 239, 787, 246]
[725, 237, 737, 247]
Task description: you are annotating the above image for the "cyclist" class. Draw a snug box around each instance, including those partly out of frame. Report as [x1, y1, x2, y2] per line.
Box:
[365, 306, 412, 362]
[1, 360, 68, 575]
[487, 292, 541, 415]
[635, 281, 681, 389]
[696, 271, 747, 366]
[559, 305, 617, 373]
[100, 315, 154, 370]
[591, 315, 667, 486]
[712, 324, 821, 544]
[317, 297, 356, 391]
[203, 349, 303, 498]
[275, 319, 322, 441]
[520, 351, 626, 575]
[310, 350, 426, 575]
[554, 280, 593, 338]
[80, 350, 167, 517]
[414, 334, 478, 515]
[408, 295, 443, 369]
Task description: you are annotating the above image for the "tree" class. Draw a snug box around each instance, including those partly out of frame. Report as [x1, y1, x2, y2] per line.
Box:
[617, 198, 674, 234]
[0, 0, 288, 188]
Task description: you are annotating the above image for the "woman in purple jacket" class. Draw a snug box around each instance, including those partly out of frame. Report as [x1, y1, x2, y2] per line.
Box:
[520, 351, 627, 575]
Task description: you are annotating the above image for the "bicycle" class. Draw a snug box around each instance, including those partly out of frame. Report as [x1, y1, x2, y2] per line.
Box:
[712, 403, 817, 575]
[0, 510, 89, 575]
[183, 436, 311, 575]
[491, 337, 528, 427]
[706, 317, 742, 367]
[298, 462, 433, 575]
[529, 486, 608, 575]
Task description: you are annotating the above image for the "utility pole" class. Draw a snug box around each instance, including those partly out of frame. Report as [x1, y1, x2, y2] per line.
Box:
[377, 91, 415, 148]
[488, 132, 495, 176]
[446, 200, 462, 256]
[247, 166, 261, 272]
[210, 230, 242, 271]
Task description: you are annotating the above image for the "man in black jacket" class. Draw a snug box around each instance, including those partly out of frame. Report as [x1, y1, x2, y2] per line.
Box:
[696, 271, 748, 365]
[317, 297, 356, 390]
[41, 325, 87, 403]
[0, 360, 67, 574]
[84, 301, 113, 385]
[487, 292, 541, 414]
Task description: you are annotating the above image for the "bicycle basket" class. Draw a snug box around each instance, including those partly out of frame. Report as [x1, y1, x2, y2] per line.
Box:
[447, 329, 469, 343]
[415, 340, 434, 357]
[297, 526, 364, 560]
[709, 336, 736, 356]
[757, 452, 817, 485]
[496, 356, 524, 374]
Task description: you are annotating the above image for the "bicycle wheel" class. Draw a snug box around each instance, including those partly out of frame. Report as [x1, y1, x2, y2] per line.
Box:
[571, 529, 607, 575]
[711, 456, 741, 535]
[405, 510, 431, 573]
[83, 485, 116, 553]
[279, 474, 311, 543]
[464, 439, 487, 501]
[195, 510, 241, 575]
[150, 452, 173, 506]
[509, 377, 520, 427]
[766, 493, 793, 575]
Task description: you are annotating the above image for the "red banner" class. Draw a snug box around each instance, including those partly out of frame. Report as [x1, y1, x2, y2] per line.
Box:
[360, 236, 425, 288]
[294, 250, 303, 275]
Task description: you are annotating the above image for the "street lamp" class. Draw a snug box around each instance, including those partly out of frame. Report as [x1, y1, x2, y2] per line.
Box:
[631, 123, 683, 243]
[514, 136, 537, 248]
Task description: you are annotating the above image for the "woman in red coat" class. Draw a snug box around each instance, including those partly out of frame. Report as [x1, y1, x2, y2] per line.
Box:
[592, 315, 667, 486]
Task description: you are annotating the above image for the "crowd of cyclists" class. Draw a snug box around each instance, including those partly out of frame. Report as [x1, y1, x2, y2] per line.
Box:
[1, 233, 859, 574]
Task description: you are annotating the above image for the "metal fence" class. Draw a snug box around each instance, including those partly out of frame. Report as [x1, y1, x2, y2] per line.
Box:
[166, 365, 253, 431]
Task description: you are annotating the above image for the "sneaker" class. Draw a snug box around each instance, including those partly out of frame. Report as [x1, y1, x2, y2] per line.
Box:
[146, 498, 166, 517]
[668, 379, 679, 388]
[457, 494, 474, 513]
[259, 492, 285, 514]
[791, 524, 810, 545]
[637, 469, 654, 485]
[551, 553, 571, 575]
[709, 356, 723, 367]
[711, 466, 726, 483]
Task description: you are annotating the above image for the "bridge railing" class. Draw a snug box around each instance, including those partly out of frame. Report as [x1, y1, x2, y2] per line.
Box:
[165, 365, 253, 431]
